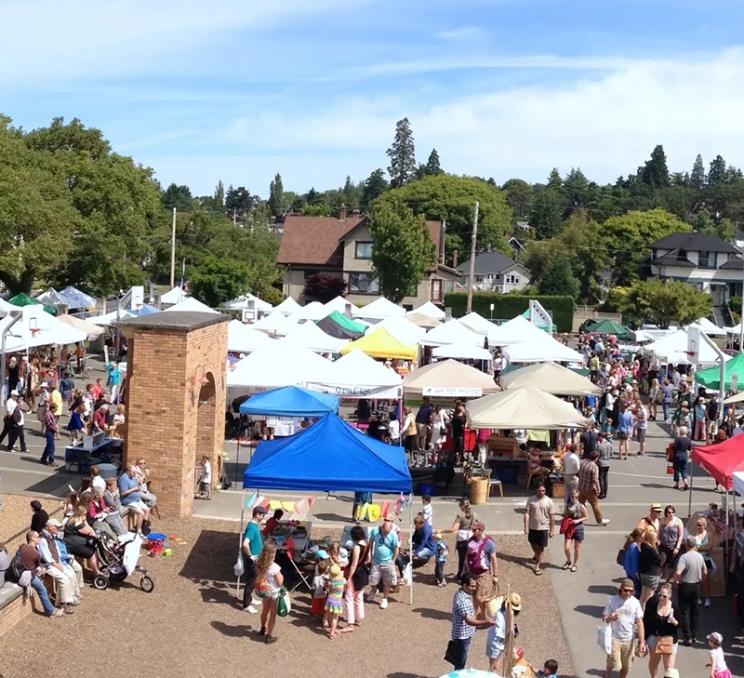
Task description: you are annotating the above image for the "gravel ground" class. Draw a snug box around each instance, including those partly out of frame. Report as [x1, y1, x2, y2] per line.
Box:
[0, 497, 574, 678]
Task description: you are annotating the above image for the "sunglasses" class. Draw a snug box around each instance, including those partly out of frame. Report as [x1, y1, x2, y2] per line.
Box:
[659, 594, 670, 598]
[620, 588, 634, 593]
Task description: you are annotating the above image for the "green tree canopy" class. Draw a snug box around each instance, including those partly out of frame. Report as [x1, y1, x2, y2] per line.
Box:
[268, 173, 286, 217]
[501, 178, 533, 220]
[373, 175, 512, 261]
[368, 198, 434, 302]
[536, 254, 580, 300]
[361, 169, 388, 213]
[641, 144, 670, 188]
[611, 279, 712, 328]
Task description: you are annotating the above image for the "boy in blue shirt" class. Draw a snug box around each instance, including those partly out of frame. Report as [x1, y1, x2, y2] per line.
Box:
[434, 529, 448, 587]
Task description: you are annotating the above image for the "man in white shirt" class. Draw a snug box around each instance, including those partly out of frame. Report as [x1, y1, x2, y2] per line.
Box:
[562, 444, 580, 496]
[7, 391, 27, 453]
[0, 389, 18, 447]
[602, 578, 645, 678]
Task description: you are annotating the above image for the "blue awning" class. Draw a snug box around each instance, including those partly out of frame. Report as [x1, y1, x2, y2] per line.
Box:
[239, 386, 339, 417]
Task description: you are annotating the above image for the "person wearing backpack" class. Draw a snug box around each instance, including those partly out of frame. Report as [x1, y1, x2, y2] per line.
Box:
[466, 521, 498, 616]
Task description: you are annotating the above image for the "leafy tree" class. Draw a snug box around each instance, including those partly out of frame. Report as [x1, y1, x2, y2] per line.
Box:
[360, 169, 388, 213]
[529, 187, 564, 239]
[268, 173, 286, 216]
[386, 117, 416, 188]
[536, 255, 580, 299]
[640, 144, 669, 188]
[691, 154, 705, 189]
[162, 183, 193, 210]
[368, 198, 434, 302]
[602, 208, 690, 285]
[189, 253, 251, 307]
[612, 279, 712, 328]
[373, 175, 512, 260]
[501, 179, 533, 220]
[303, 274, 347, 303]
[424, 148, 443, 176]
[213, 180, 225, 207]
[225, 185, 253, 219]
[0, 117, 78, 294]
[341, 175, 361, 212]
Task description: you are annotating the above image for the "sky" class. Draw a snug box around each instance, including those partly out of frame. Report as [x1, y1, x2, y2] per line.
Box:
[3, 0, 744, 197]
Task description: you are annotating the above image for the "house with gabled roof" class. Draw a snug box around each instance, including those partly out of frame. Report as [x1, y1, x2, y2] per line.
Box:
[456, 250, 531, 293]
[276, 207, 459, 308]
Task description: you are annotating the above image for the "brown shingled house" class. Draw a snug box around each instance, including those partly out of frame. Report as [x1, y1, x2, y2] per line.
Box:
[277, 209, 459, 307]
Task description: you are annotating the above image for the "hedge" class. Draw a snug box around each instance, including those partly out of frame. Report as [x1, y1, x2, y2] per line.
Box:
[444, 293, 574, 333]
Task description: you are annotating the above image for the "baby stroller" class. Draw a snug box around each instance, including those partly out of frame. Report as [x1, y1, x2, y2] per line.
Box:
[93, 532, 154, 593]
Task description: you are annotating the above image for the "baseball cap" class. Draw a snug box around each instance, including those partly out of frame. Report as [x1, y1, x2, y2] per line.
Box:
[252, 506, 268, 517]
[10, 389, 18, 396]
[47, 518, 64, 528]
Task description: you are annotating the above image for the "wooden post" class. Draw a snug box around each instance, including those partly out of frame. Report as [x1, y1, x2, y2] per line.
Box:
[466, 201, 479, 313]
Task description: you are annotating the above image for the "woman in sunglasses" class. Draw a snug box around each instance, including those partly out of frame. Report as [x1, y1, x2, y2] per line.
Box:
[643, 582, 679, 677]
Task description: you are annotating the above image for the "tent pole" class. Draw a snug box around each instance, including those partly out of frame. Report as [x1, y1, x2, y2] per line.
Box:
[235, 436, 240, 486]
[237, 490, 246, 599]
[409, 492, 414, 606]
[687, 461, 694, 518]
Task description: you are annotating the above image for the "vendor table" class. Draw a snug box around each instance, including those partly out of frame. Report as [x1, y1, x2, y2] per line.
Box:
[64, 437, 122, 473]
[268, 521, 313, 592]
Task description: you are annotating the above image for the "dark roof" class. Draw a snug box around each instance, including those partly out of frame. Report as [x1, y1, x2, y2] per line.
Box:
[719, 255, 744, 270]
[277, 215, 364, 266]
[119, 311, 228, 332]
[457, 250, 520, 275]
[651, 231, 739, 253]
[650, 248, 695, 267]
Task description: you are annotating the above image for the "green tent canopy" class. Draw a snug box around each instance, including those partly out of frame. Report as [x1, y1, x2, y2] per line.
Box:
[695, 352, 744, 391]
[327, 311, 366, 334]
[585, 318, 633, 340]
[8, 293, 55, 315]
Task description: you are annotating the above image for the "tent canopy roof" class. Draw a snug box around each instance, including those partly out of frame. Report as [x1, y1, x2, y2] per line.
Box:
[277, 321, 349, 353]
[243, 413, 412, 493]
[432, 343, 492, 361]
[353, 296, 406, 320]
[500, 361, 601, 396]
[412, 301, 445, 320]
[649, 328, 726, 365]
[164, 297, 218, 314]
[468, 385, 590, 429]
[340, 327, 417, 360]
[688, 317, 726, 336]
[273, 297, 302, 316]
[316, 312, 365, 340]
[487, 315, 546, 346]
[692, 437, 744, 491]
[696, 352, 744, 390]
[458, 312, 501, 336]
[501, 321, 583, 364]
[227, 319, 274, 353]
[159, 286, 187, 305]
[0, 305, 87, 350]
[323, 296, 360, 316]
[404, 312, 442, 329]
[252, 312, 298, 336]
[58, 286, 96, 309]
[421, 318, 483, 347]
[585, 318, 632, 338]
[402, 359, 499, 397]
[227, 345, 333, 389]
[57, 314, 105, 340]
[291, 301, 327, 321]
[376, 315, 427, 345]
[239, 386, 339, 417]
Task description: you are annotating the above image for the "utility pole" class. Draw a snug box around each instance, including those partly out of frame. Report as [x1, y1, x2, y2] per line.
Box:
[170, 207, 177, 288]
[739, 245, 744, 351]
[466, 200, 479, 313]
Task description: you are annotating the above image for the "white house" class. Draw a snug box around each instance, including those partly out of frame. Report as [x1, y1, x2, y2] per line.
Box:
[457, 250, 531, 293]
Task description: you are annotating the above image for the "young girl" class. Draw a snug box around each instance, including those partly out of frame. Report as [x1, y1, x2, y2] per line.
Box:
[311, 551, 330, 620]
[562, 488, 587, 572]
[254, 542, 283, 644]
[707, 632, 731, 678]
[324, 564, 346, 639]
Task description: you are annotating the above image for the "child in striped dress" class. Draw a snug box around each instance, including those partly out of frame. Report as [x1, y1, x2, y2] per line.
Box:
[325, 564, 346, 639]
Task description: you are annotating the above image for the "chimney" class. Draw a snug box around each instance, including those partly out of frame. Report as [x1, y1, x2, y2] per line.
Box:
[452, 249, 459, 268]
[339, 203, 347, 220]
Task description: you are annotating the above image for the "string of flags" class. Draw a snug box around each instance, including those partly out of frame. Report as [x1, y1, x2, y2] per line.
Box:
[244, 490, 316, 521]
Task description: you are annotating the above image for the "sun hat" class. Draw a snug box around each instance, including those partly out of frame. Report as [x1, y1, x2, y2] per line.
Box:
[46, 518, 64, 528]
[650, 503, 662, 511]
[508, 592, 522, 611]
[329, 564, 342, 577]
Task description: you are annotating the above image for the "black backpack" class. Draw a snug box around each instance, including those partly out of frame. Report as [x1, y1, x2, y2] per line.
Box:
[8, 549, 25, 582]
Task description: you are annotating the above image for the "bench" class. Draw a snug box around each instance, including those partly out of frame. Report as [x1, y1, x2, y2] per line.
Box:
[0, 582, 31, 637]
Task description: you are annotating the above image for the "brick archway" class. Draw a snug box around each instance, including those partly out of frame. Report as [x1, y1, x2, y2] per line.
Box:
[120, 312, 228, 517]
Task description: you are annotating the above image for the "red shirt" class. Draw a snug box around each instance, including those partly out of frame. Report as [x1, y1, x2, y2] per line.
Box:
[91, 384, 104, 401]
[93, 408, 107, 431]
[19, 543, 40, 571]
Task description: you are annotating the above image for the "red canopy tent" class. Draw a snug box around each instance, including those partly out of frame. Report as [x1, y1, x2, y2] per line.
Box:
[691, 436, 744, 491]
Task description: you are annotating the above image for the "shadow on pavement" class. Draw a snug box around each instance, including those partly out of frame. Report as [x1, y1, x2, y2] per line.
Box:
[587, 584, 618, 596]
[412, 607, 451, 621]
[210, 620, 253, 638]
[573, 603, 604, 618]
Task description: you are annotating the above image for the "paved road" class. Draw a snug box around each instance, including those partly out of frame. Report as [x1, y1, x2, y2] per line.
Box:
[2, 404, 742, 676]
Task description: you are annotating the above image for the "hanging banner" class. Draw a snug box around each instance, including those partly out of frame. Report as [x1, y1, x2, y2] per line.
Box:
[421, 386, 483, 398]
[306, 382, 402, 399]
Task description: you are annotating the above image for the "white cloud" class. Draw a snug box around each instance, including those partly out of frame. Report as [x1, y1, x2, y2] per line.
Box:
[435, 26, 484, 41]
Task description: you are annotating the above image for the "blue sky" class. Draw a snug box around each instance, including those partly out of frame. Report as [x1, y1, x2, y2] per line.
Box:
[3, 1, 744, 196]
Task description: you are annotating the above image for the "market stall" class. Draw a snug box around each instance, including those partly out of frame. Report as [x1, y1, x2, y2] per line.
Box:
[323, 295, 360, 316]
[431, 342, 492, 361]
[404, 312, 441, 329]
[410, 301, 445, 321]
[696, 352, 744, 391]
[290, 301, 327, 321]
[239, 385, 339, 418]
[272, 297, 302, 316]
[499, 361, 601, 396]
[159, 286, 187, 306]
[252, 312, 299, 337]
[457, 311, 501, 337]
[277, 320, 349, 354]
[377, 315, 427, 345]
[353, 296, 406, 321]
[487, 315, 552, 347]
[687, 317, 727, 337]
[307, 349, 402, 399]
[164, 297, 219, 314]
[227, 319, 274, 353]
[402, 359, 499, 398]
[316, 311, 366, 340]
[0, 305, 87, 351]
[502, 328, 583, 365]
[583, 318, 633, 341]
[57, 314, 105, 341]
[340, 327, 417, 360]
[420, 318, 483, 347]
[648, 328, 727, 366]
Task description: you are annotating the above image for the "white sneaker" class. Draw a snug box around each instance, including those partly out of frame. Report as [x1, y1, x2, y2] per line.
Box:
[244, 605, 258, 614]
[704, 598, 711, 608]
[600, 519, 610, 526]
[251, 598, 263, 606]
[379, 598, 388, 609]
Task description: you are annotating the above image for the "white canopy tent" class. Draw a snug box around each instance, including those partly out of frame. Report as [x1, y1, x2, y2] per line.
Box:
[648, 328, 728, 365]
[57, 314, 105, 341]
[411, 301, 445, 321]
[420, 318, 484, 347]
[488, 315, 549, 346]
[323, 296, 360, 316]
[469, 385, 590, 429]
[376, 315, 427, 345]
[734, 471, 744, 497]
[503, 333, 584, 364]
[687, 317, 726, 337]
[307, 349, 402, 399]
[500, 361, 601, 396]
[353, 296, 406, 320]
[0, 298, 21, 317]
[221, 293, 273, 314]
[159, 286, 187, 305]
[458, 311, 502, 337]
[164, 297, 219, 314]
[227, 345, 334, 397]
[87, 310, 121, 326]
[432, 343, 492, 361]
[0, 306, 87, 351]
[290, 301, 327, 322]
[273, 297, 302, 316]
[227, 319, 274, 353]
[403, 359, 499, 398]
[277, 321, 349, 354]
[252, 312, 299, 337]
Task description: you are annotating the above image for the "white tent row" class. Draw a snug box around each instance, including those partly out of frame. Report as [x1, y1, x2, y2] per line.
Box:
[227, 319, 275, 353]
[479, 315, 583, 364]
[687, 317, 726, 337]
[420, 318, 483, 347]
[0, 306, 87, 351]
[277, 321, 349, 354]
[164, 297, 219, 314]
[647, 328, 728, 365]
[307, 349, 402, 399]
[432, 343, 492, 361]
[354, 296, 406, 320]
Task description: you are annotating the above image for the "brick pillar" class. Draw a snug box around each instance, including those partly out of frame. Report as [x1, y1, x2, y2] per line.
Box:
[121, 313, 228, 518]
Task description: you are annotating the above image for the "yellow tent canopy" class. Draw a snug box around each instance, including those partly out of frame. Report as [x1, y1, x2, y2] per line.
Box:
[340, 327, 417, 360]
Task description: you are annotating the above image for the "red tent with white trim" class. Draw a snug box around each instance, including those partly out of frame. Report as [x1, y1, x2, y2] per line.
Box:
[691, 436, 744, 491]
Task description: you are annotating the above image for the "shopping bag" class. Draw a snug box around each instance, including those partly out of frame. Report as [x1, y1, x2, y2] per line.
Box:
[596, 622, 612, 655]
[354, 503, 370, 522]
[233, 552, 244, 578]
[277, 586, 291, 617]
[666, 462, 674, 475]
[367, 503, 381, 522]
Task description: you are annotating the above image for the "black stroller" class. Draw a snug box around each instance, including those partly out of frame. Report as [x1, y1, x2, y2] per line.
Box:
[93, 531, 154, 593]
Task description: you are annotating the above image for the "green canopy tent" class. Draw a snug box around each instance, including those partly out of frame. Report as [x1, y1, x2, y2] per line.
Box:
[8, 293, 56, 315]
[316, 311, 366, 339]
[696, 352, 744, 391]
[584, 318, 633, 340]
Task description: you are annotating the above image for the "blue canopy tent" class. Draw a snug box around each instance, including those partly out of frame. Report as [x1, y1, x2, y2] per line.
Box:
[239, 386, 339, 418]
[58, 286, 96, 310]
[241, 413, 415, 601]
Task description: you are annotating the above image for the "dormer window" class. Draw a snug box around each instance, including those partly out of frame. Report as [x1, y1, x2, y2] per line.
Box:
[698, 250, 715, 268]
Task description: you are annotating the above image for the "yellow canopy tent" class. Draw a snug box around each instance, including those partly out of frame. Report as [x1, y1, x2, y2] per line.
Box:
[340, 327, 417, 360]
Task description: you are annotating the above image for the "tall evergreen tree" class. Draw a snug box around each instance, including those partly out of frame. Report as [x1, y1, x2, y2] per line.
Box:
[641, 144, 669, 188]
[690, 154, 705, 189]
[268, 173, 285, 216]
[386, 117, 416, 188]
[424, 148, 443, 176]
[360, 169, 389, 213]
[708, 155, 727, 186]
[547, 168, 563, 189]
[213, 179, 225, 206]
